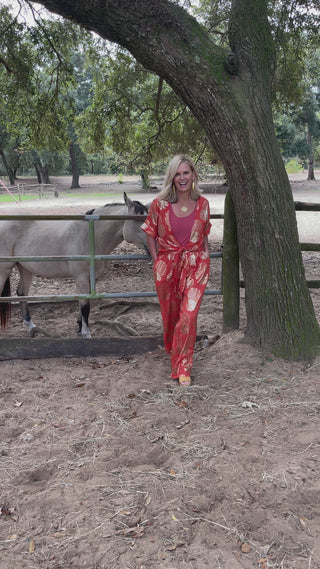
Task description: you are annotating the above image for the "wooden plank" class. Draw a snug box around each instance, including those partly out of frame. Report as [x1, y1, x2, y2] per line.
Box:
[0, 336, 165, 360]
[240, 279, 320, 289]
[222, 190, 239, 331]
[295, 202, 320, 211]
[306, 280, 320, 288]
[300, 243, 320, 251]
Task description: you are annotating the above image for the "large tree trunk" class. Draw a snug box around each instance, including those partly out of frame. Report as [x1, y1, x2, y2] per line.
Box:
[308, 158, 315, 181]
[32, 152, 51, 184]
[0, 146, 15, 185]
[34, 163, 42, 183]
[69, 141, 81, 189]
[307, 129, 316, 181]
[41, 165, 51, 184]
[34, 162, 51, 184]
[31, 0, 320, 360]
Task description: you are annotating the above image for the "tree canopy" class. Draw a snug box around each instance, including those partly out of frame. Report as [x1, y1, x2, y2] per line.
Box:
[0, 3, 213, 183]
[2, 1, 319, 179]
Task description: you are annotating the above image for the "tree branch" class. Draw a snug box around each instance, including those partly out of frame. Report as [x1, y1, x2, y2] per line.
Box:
[29, 0, 231, 99]
[155, 77, 163, 119]
[0, 56, 14, 75]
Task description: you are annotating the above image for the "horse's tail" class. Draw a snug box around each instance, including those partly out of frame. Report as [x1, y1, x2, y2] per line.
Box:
[0, 277, 11, 329]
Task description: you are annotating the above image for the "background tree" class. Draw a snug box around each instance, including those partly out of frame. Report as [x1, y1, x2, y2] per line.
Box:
[75, 45, 213, 187]
[4, 2, 317, 182]
[273, 19, 320, 180]
[0, 5, 90, 185]
[26, 0, 320, 361]
[0, 5, 35, 182]
[299, 48, 320, 180]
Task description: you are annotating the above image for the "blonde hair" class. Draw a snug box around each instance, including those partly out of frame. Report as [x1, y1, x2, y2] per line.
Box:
[157, 154, 202, 203]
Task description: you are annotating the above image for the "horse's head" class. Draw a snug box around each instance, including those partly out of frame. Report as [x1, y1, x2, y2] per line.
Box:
[123, 192, 148, 250]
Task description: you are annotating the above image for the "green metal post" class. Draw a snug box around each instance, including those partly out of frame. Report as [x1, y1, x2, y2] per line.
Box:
[223, 190, 239, 330]
[88, 218, 97, 297]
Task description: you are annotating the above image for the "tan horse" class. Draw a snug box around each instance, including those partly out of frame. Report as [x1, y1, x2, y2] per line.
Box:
[0, 193, 148, 337]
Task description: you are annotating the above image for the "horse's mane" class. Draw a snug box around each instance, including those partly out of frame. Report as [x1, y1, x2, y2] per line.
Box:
[130, 200, 149, 215]
[86, 200, 148, 216]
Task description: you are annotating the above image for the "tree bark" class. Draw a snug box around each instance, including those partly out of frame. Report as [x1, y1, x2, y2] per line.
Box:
[308, 159, 315, 181]
[140, 170, 150, 190]
[0, 146, 15, 185]
[307, 129, 315, 181]
[41, 165, 50, 184]
[69, 141, 81, 189]
[33, 152, 49, 184]
[34, 163, 42, 183]
[30, 0, 320, 360]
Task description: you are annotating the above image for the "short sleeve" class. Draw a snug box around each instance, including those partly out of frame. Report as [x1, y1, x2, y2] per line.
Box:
[141, 199, 159, 238]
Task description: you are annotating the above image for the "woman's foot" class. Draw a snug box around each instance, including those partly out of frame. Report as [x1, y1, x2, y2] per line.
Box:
[179, 375, 191, 387]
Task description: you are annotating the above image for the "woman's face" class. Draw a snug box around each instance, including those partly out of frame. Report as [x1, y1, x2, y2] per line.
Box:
[174, 162, 194, 195]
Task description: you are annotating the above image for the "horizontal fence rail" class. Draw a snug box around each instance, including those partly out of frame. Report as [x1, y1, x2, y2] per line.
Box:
[0, 213, 223, 304]
[1, 199, 319, 334]
[294, 201, 320, 288]
[236, 201, 320, 290]
[0, 183, 58, 200]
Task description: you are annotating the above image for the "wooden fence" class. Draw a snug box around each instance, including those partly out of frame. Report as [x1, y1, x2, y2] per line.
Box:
[0, 183, 58, 200]
[221, 192, 320, 331]
[0, 197, 318, 358]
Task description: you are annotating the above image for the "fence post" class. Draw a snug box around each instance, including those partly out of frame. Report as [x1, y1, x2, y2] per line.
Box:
[87, 217, 97, 297]
[222, 190, 239, 330]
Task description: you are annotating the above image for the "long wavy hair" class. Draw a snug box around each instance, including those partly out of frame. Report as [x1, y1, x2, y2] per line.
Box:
[157, 154, 202, 203]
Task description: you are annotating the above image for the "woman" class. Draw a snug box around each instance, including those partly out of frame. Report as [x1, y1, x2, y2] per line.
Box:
[142, 155, 211, 386]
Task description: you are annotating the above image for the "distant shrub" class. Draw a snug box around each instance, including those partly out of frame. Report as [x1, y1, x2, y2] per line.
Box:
[118, 173, 123, 184]
[285, 159, 304, 173]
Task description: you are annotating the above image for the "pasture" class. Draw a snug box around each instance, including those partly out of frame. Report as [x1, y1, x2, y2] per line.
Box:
[0, 177, 320, 569]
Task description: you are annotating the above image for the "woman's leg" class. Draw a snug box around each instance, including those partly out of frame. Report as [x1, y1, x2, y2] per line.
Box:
[170, 284, 207, 378]
[156, 280, 180, 353]
[170, 305, 198, 378]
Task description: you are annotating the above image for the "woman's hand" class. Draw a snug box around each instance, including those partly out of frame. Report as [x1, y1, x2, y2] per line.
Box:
[146, 235, 158, 263]
[203, 236, 210, 256]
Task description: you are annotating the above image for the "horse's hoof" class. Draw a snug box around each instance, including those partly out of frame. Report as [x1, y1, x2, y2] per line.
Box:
[29, 326, 51, 338]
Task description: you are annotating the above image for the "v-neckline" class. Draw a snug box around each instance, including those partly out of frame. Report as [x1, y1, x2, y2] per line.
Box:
[171, 200, 197, 219]
[168, 200, 198, 246]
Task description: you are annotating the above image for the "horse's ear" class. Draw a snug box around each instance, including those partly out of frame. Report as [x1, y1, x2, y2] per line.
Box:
[124, 192, 134, 211]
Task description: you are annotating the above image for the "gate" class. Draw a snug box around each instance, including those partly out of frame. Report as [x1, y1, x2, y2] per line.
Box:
[0, 208, 224, 358]
[221, 193, 320, 331]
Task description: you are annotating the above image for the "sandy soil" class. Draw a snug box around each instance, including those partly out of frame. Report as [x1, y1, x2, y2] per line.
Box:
[0, 173, 320, 569]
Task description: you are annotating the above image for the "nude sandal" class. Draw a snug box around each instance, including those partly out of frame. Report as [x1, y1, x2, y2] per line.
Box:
[179, 375, 191, 387]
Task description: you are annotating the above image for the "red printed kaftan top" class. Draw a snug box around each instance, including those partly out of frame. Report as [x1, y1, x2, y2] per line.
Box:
[142, 195, 211, 301]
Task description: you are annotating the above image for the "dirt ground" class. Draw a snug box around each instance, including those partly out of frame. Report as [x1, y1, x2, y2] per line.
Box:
[0, 174, 320, 569]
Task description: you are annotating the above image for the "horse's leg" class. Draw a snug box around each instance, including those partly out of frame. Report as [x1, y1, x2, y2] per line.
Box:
[16, 266, 36, 332]
[77, 310, 82, 334]
[0, 271, 12, 329]
[74, 272, 91, 338]
[78, 299, 91, 338]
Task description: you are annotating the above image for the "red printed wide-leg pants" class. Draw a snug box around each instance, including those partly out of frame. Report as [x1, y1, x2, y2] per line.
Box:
[155, 253, 210, 378]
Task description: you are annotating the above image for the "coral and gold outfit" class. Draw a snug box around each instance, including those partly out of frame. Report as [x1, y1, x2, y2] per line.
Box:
[142, 196, 211, 378]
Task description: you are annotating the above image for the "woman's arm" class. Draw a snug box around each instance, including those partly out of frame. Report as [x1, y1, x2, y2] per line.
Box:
[146, 235, 158, 262]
